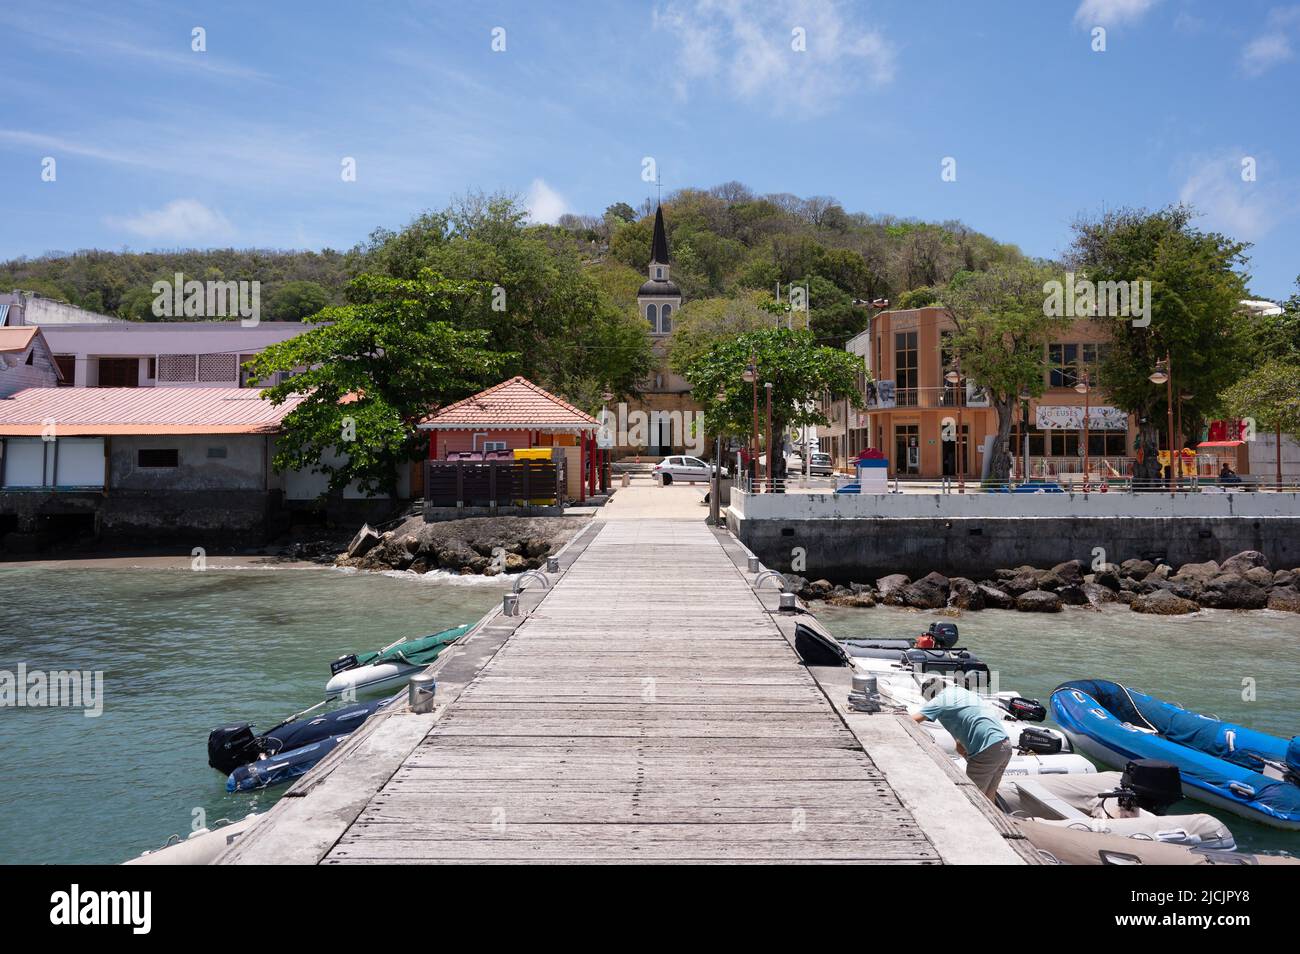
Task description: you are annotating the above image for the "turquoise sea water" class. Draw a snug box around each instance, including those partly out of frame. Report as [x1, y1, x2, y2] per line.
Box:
[0, 564, 506, 865]
[1, 564, 1296, 862]
[817, 602, 1300, 855]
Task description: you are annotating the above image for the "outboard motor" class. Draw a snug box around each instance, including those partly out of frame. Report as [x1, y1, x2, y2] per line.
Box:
[1015, 726, 1063, 755]
[926, 622, 959, 649]
[1004, 697, 1047, 722]
[1119, 759, 1184, 814]
[1095, 759, 1183, 816]
[208, 723, 264, 775]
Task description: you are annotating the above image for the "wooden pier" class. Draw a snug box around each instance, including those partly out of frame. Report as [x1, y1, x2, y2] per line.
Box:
[221, 500, 1031, 865]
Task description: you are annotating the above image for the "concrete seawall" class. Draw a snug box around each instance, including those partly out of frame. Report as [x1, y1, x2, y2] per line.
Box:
[726, 490, 1300, 580]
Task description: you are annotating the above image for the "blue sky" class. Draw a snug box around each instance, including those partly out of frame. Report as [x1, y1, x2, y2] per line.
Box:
[1, 0, 1296, 298]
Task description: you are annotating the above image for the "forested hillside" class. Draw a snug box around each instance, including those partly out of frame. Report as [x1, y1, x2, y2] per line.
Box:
[1, 182, 1023, 344]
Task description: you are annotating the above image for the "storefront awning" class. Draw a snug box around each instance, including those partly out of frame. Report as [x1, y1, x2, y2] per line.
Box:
[1197, 440, 1244, 448]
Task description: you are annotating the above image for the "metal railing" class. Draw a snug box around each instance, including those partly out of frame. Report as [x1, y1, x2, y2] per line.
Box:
[868, 386, 976, 410]
[737, 473, 1300, 495]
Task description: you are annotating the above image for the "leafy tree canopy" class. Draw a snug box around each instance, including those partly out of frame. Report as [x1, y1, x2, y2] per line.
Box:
[679, 327, 866, 441]
[1220, 359, 1300, 440]
[1066, 205, 1251, 477]
[245, 271, 511, 495]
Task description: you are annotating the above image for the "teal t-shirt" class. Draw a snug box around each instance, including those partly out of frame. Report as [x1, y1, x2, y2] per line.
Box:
[919, 685, 1009, 757]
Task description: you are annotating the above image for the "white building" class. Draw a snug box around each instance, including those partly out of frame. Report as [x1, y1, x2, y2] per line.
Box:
[0, 291, 314, 388]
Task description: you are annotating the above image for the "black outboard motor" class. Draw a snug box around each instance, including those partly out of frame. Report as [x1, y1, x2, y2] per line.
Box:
[208, 723, 264, 775]
[1015, 726, 1063, 755]
[926, 622, 959, 649]
[1119, 759, 1184, 814]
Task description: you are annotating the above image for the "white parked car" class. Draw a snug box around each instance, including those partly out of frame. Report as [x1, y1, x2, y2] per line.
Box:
[653, 456, 725, 485]
[809, 452, 833, 476]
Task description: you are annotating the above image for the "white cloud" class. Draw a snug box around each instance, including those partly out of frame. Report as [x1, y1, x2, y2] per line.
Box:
[1073, 0, 1159, 27]
[107, 199, 235, 243]
[654, 0, 895, 116]
[1177, 152, 1290, 242]
[524, 179, 568, 224]
[1241, 7, 1300, 77]
[1242, 34, 1294, 76]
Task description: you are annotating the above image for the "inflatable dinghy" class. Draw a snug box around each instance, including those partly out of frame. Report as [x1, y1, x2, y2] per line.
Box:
[1013, 818, 1298, 865]
[227, 734, 348, 792]
[326, 623, 471, 697]
[125, 814, 259, 865]
[1051, 679, 1300, 830]
[208, 696, 391, 776]
[998, 763, 1235, 849]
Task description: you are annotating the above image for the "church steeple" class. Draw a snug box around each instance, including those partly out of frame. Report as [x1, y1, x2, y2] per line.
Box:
[650, 205, 670, 265]
[636, 205, 681, 336]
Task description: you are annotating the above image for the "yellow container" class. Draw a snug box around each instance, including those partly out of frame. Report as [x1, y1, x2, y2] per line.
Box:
[513, 447, 553, 461]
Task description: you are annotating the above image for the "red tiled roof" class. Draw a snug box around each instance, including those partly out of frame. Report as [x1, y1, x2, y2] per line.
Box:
[419, 376, 598, 431]
[0, 387, 304, 436]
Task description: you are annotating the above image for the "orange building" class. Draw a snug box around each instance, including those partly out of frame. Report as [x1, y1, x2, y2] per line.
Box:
[835, 306, 1139, 482]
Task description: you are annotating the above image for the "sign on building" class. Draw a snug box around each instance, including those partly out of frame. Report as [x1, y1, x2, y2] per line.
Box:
[1036, 405, 1128, 430]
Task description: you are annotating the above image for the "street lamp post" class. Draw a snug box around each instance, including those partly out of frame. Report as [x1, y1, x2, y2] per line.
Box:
[1074, 371, 1091, 489]
[1018, 385, 1031, 484]
[710, 388, 726, 525]
[764, 381, 774, 493]
[600, 389, 613, 493]
[1149, 354, 1173, 494]
[743, 356, 758, 491]
[1176, 390, 1192, 486]
[944, 359, 964, 493]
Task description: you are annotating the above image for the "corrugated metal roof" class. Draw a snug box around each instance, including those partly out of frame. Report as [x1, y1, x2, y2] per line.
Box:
[0, 387, 303, 436]
[419, 376, 599, 431]
[0, 326, 38, 353]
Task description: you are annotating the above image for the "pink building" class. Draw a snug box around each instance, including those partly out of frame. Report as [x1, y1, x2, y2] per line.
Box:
[418, 376, 605, 502]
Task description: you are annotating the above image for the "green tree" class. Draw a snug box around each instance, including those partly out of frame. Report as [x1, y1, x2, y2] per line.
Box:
[680, 327, 866, 457]
[943, 262, 1058, 483]
[604, 202, 636, 223]
[267, 280, 331, 322]
[364, 196, 654, 405]
[116, 286, 157, 321]
[1220, 360, 1300, 488]
[1242, 276, 1300, 363]
[896, 286, 940, 309]
[668, 292, 775, 372]
[245, 271, 511, 495]
[1067, 206, 1250, 482]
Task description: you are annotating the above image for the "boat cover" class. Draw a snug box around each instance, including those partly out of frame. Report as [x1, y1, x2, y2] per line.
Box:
[1052, 680, 1300, 828]
[263, 697, 389, 755]
[356, 624, 473, 668]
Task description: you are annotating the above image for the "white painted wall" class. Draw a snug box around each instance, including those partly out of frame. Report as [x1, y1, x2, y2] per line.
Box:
[1248, 433, 1300, 479]
[730, 487, 1300, 520]
[1, 437, 105, 488]
[282, 446, 410, 500]
[2, 440, 48, 486]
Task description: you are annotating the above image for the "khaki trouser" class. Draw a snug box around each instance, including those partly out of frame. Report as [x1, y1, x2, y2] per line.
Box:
[964, 738, 1012, 799]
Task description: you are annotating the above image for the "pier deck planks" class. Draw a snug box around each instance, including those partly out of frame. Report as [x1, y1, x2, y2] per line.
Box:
[323, 520, 940, 864]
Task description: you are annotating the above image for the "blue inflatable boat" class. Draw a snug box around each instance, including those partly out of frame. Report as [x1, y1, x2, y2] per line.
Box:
[1051, 680, 1300, 830]
[210, 696, 392, 791]
[227, 735, 349, 792]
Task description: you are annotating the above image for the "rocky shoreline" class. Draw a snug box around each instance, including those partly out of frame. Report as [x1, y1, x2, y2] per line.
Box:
[330, 514, 588, 575]
[787, 550, 1300, 616]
